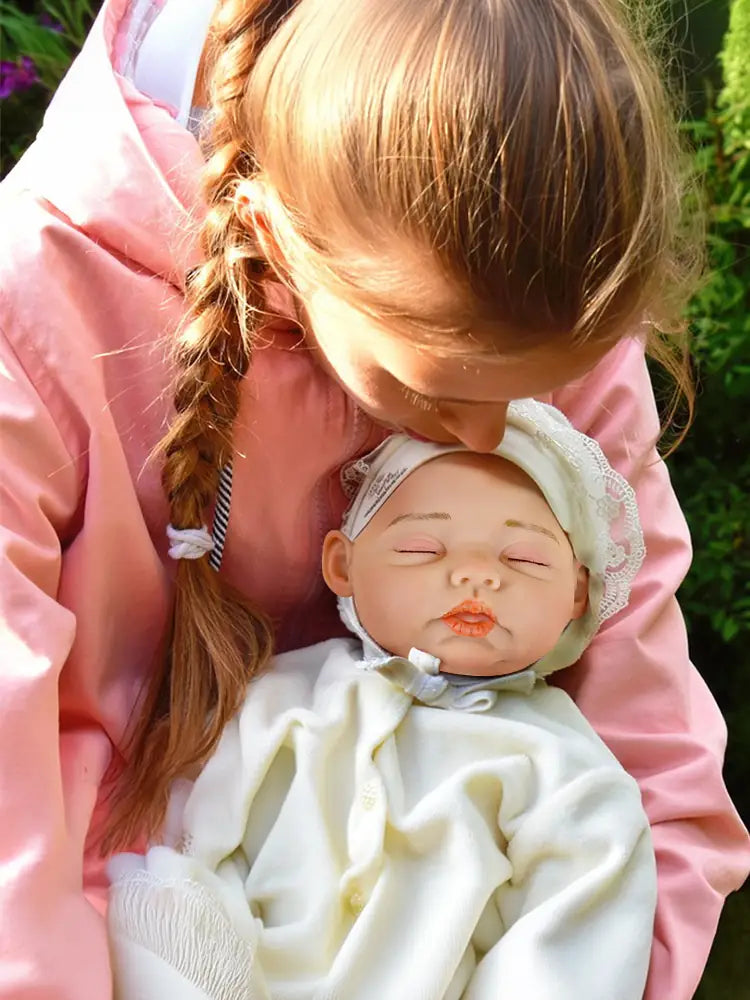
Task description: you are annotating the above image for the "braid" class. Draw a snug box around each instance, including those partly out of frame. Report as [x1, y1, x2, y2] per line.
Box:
[103, 0, 296, 852]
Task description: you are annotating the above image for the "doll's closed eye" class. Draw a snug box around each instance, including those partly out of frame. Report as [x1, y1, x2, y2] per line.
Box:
[394, 537, 444, 554]
[504, 546, 551, 567]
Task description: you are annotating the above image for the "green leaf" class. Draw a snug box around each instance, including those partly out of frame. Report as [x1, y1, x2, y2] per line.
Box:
[0, 3, 73, 88]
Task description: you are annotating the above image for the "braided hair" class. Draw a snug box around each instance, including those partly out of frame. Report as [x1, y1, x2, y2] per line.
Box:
[104, 0, 296, 849]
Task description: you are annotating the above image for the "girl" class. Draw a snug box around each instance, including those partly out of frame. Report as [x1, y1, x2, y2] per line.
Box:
[0, 0, 747, 998]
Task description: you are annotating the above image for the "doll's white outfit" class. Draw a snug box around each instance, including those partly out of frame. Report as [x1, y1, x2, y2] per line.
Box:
[108, 401, 655, 1000]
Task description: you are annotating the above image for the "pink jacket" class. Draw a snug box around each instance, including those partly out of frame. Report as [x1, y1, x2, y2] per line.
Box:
[0, 2, 747, 998]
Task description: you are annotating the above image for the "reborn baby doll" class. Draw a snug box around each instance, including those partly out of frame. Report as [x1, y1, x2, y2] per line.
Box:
[108, 400, 655, 1000]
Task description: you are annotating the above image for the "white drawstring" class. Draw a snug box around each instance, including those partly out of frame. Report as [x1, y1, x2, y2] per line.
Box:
[166, 524, 215, 560]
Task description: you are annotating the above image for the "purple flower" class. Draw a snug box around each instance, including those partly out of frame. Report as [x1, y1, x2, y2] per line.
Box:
[39, 14, 64, 33]
[0, 57, 39, 99]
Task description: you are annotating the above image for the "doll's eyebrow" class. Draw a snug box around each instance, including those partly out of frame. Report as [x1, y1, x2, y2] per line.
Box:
[505, 519, 559, 543]
[387, 512, 451, 527]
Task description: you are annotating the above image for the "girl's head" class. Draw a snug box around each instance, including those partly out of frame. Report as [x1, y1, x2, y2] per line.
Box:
[107, 0, 695, 846]
[325, 400, 645, 678]
[231, 0, 693, 446]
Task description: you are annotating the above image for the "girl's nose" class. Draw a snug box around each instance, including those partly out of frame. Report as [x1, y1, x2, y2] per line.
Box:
[449, 558, 502, 591]
[437, 401, 509, 453]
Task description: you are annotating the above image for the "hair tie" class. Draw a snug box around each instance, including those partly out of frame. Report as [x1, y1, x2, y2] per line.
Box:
[166, 524, 215, 560]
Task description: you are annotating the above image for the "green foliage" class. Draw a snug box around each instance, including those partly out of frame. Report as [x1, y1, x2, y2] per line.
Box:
[669, 0, 750, 665]
[0, 1, 92, 84]
[0, 1, 94, 175]
[720, 0, 750, 135]
[669, 14, 750, 989]
[2, 6, 69, 87]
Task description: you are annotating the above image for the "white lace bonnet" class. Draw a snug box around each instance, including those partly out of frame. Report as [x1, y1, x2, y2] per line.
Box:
[339, 398, 645, 677]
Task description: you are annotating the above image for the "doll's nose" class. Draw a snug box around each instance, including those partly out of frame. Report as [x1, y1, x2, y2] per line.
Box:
[449, 558, 502, 590]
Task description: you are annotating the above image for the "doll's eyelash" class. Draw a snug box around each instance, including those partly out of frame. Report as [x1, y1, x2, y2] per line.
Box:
[396, 548, 441, 554]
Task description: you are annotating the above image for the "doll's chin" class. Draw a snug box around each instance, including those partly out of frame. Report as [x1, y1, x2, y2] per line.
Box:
[429, 638, 518, 677]
[440, 660, 523, 677]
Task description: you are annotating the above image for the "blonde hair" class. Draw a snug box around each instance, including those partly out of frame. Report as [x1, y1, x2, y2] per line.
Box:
[104, 0, 697, 848]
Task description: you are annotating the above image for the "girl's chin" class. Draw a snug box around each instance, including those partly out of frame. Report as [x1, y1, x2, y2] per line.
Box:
[400, 429, 433, 443]
[366, 410, 458, 444]
[402, 424, 460, 445]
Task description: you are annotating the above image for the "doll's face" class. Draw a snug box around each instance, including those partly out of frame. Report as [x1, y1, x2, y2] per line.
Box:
[323, 453, 588, 676]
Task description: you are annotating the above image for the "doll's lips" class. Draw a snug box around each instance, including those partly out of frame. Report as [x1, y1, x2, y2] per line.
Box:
[441, 600, 497, 638]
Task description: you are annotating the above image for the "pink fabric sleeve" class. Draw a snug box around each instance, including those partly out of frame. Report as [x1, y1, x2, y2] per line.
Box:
[552, 337, 750, 1000]
[0, 332, 112, 999]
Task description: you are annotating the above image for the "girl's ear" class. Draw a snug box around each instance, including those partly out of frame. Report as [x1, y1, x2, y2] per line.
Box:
[322, 530, 354, 597]
[234, 179, 268, 232]
[570, 563, 589, 620]
[234, 179, 285, 267]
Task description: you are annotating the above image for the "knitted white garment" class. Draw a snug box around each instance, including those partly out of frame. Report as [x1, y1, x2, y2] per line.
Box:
[107, 638, 656, 1000]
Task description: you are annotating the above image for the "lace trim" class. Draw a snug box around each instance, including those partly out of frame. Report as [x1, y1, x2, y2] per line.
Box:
[513, 400, 645, 626]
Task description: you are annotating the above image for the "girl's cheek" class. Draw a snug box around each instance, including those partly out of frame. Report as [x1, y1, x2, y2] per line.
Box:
[350, 372, 397, 415]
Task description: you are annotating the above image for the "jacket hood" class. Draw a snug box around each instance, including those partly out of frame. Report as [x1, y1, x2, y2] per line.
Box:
[6, 0, 205, 286]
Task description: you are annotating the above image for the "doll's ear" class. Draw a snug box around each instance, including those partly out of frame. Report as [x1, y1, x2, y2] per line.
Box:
[570, 563, 589, 620]
[322, 531, 354, 597]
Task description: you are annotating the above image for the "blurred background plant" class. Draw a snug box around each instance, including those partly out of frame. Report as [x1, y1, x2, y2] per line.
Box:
[0, 0, 748, 994]
[673, 0, 750, 775]
[1, 0, 93, 169]
[662, 3, 750, 990]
